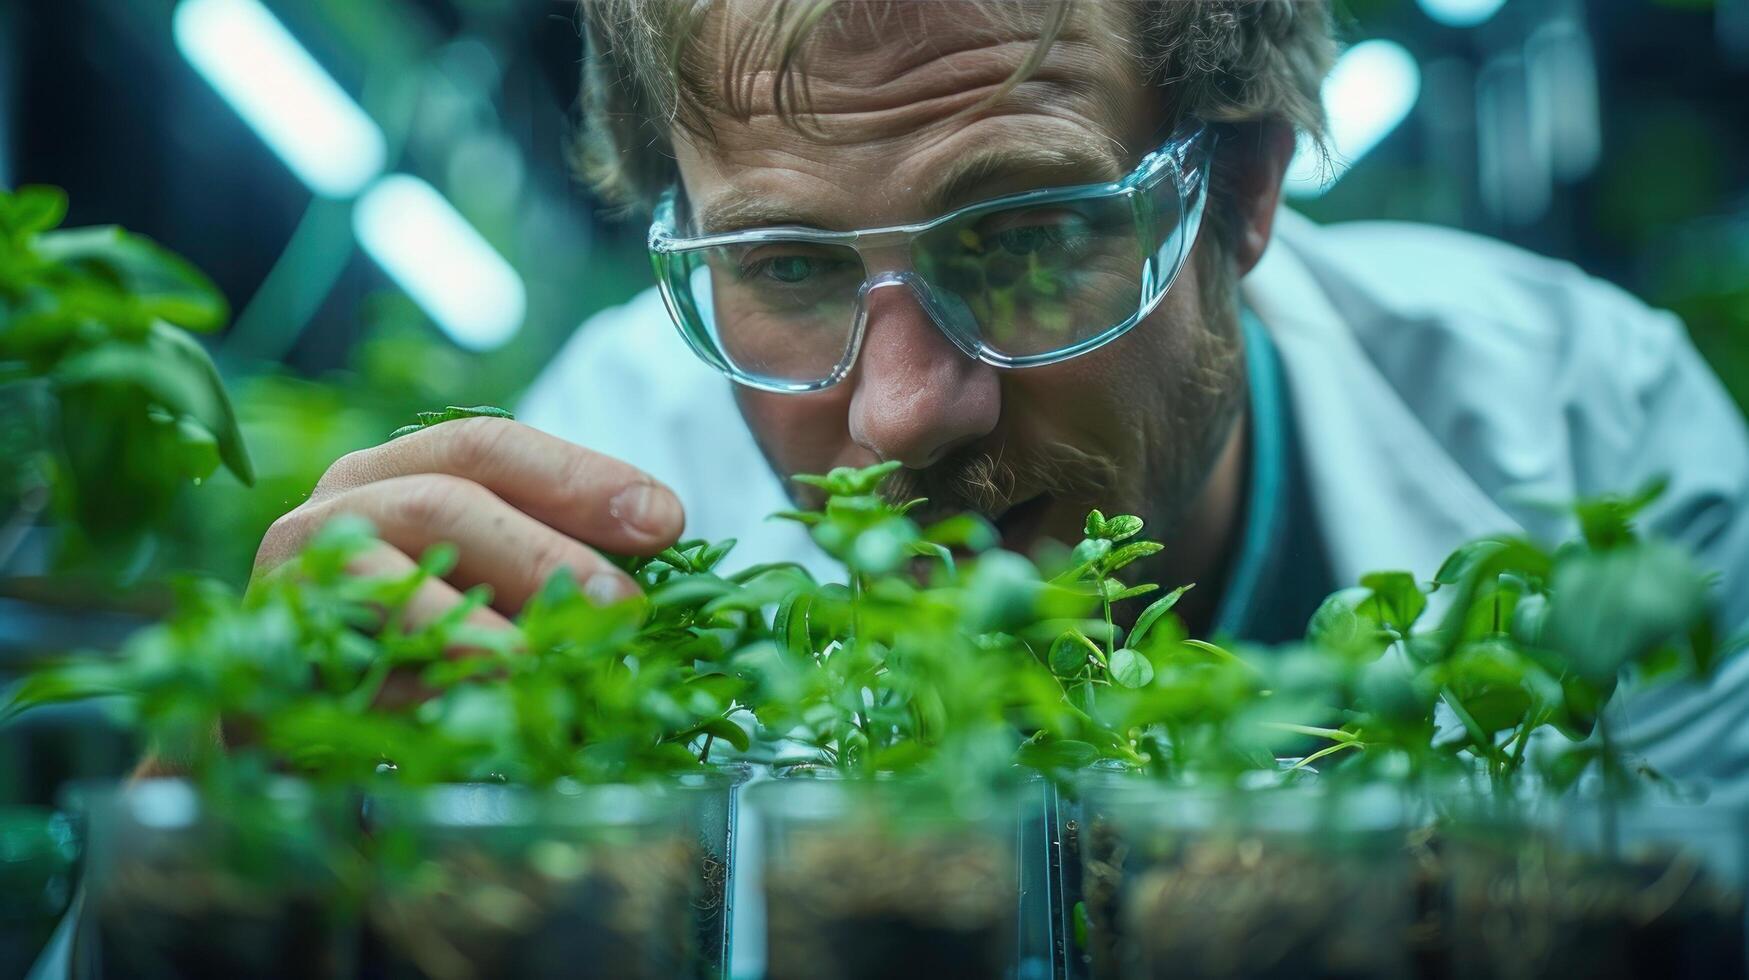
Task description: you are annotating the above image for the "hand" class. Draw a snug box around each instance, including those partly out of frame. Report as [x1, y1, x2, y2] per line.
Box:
[255, 417, 685, 632]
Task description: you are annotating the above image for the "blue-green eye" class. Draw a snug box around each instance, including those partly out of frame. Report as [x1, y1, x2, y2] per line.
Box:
[762, 255, 818, 283]
[742, 252, 853, 285]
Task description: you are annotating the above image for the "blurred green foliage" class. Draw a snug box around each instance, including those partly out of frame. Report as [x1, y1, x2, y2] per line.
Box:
[0, 186, 252, 579]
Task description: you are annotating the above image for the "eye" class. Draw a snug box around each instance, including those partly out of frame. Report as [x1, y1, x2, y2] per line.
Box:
[735, 249, 859, 287]
[755, 255, 820, 283]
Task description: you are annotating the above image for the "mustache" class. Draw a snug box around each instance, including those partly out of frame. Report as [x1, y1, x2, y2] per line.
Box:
[876, 441, 1121, 520]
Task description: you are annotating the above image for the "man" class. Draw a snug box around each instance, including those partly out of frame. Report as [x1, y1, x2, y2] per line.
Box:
[258, 1, 1749, 795]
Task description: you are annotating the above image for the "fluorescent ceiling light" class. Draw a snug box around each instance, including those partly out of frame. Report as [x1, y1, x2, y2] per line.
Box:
[353, 175, 527, 351]
[1417, 0, 1508, 29]
[173, 0, 386, 198]
[1285, 39, 1422, 198]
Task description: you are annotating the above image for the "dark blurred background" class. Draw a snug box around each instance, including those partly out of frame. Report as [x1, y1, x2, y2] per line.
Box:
[1, 0, 1746, 585]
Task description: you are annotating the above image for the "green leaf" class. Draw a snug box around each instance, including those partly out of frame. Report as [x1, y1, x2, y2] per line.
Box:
[1571, 476, 1667, 551]
[172, 416, 221, 482]
[648, 576, 735, 609]
[1016, 738, 1099, 772]
[1083, 510, 1106, 538]
[51, 322, 253, 486]
[848, 517, 919, 574]
[0, 664, 122, 724]
[1359, 571, 1426, 632]
[1109, 648, 1154, 689]
[36, 225, 229, 331]
[792, 461, 901, 496]
[1130, 585, 1193, 649]
[1102, 515, 1144, 542]
[2, 185, 68, 236]
[1307, 589, 1382, 658]
[419, 542, 460, 577]
[391, 405, 515, 438]
[1049, 631, 1092, 677]
[1104, 539, 1163, 571]
[922, 514, 998, 552]
[1545, 539, 1711, 685]
[694, 716, 751, 753]
[1069, 537, 1112, 569]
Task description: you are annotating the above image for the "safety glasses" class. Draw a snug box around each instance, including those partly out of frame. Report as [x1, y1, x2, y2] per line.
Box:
[647, 123, 1213, 393]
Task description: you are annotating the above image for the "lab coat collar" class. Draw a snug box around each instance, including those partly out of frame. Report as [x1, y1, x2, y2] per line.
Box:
[1241, 208, 1525, 589]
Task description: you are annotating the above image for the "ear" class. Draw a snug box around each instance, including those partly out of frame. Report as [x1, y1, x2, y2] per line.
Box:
[1220, 121, 1297, 277]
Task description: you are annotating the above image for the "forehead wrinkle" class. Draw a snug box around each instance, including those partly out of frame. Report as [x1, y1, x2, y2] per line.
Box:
[692, 0, 1138, 145]
[719, 37, 1130, 147]
[689, 124, 1123, 235]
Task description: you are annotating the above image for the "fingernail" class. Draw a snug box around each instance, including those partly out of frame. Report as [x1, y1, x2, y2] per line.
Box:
[585, 572, 637, 606]
[609, 481, 681, 538]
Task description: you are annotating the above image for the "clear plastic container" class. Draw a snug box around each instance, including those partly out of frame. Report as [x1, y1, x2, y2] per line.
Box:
[0, 805, 79, 978]
[1084, 779, 1411, 980]
[751, 771, 1024, 980]
[672, 763, 753, 979]
[362, 781, 694, 980]
[71, 778, 361, 980]
[1441, 793, 1747, 980]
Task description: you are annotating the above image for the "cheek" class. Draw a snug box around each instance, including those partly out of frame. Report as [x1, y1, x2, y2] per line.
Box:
[1005, 262, 1218, 436]
[733, 386, 861, 475]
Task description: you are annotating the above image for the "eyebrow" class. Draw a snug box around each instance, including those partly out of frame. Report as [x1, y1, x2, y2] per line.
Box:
[689, 136, 1127, 236]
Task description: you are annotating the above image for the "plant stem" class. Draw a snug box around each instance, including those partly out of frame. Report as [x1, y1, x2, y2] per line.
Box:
[1599, 713, 1621, 859]
[850, 572, 864, 642]
[699, 732, 715, 764]
[1102, 593, 1115, 658]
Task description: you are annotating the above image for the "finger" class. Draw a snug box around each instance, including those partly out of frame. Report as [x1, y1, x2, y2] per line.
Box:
[281, 474, 642, 614]
[341, 544, 516, 710]
[342, 542, 516, 637]
[314, 417, 684, 555]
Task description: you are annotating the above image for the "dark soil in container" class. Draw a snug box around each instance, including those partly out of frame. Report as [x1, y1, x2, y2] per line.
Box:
[364, 838, 693, 980]
[1446, 843, 1746, 980]
[1079, 814, 1128, 980]
[1122, 837, 1408, 980]
[85, 863, 351, 980]
[764, 832, 1015, 980]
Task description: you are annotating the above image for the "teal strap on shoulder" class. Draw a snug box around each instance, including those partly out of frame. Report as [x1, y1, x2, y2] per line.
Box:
[1211, 310, 1288, 639]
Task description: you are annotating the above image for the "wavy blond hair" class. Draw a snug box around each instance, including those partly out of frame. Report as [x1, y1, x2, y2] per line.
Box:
[574, 0, 1334, 219]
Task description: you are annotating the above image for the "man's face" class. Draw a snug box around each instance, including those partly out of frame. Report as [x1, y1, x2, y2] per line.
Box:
[672, 2, 1246, 554]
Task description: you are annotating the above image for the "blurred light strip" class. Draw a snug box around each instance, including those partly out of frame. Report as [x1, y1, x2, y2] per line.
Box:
[1417, 0, 1507, 29]
[353, 175, 526, 351]
[173, 0, 386, 198]
[1285, 40, 1422, 198]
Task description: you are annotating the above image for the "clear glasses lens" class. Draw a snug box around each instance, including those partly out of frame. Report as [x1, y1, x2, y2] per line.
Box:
[913, 189, 1166, 358]
[662, 173, 1190, 387]
[678, 241, 867, 386]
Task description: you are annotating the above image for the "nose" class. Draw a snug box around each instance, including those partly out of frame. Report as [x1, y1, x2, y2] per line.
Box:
[847, 280, 1001, 468]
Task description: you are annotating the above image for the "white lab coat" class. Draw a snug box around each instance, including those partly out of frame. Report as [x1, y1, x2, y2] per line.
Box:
[43, 206, 1745, 980]
[519, 207, 1749, 799]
